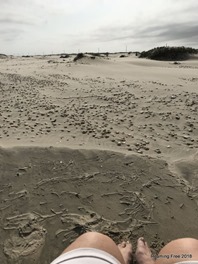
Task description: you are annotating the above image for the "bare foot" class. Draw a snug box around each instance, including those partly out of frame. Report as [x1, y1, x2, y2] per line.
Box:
[135, 237, 155, 264]
[118, 241, 133, 264]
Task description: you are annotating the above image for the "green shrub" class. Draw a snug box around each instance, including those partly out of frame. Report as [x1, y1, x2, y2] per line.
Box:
[139, 46, 197, 61]
[73, 53, 84, 62]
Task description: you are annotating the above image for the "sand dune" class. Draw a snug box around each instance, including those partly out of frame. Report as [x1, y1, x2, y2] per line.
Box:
[0, 54, 198, 263]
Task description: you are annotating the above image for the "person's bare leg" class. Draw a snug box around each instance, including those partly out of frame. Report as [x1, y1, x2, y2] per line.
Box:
[156, 238, 198, 264]
[135, 237, 198, 264]
[62, 232, 133, 264]
[135, 237, 155, 264]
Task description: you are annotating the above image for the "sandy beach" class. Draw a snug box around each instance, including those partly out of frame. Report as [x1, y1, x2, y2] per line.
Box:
[0, 53, 198, 264]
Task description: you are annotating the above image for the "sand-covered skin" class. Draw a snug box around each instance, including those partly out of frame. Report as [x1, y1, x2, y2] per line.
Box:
[0, 54, 198, 263]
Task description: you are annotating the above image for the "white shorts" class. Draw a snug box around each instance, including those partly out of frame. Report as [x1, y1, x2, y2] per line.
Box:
[50, 248, 121, 264]
[176, 262, 198, 264]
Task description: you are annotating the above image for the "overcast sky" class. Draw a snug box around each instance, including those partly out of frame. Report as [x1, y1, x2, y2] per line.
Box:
[1, 0, 198, 55]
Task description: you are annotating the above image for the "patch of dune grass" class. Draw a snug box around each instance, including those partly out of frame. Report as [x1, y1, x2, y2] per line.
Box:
[139, 46, 197, 61]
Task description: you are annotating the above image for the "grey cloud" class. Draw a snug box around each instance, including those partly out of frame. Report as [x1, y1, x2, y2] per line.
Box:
[182, 3, 198, 14]
[0, 16, 33, 42]
[0, 0, 45, 28]
[91, 21, 198, 46]
[0, 17, 34, 25]
[91, 24, 134, 42]
[0, 5, 44, 43]
[136, 23, 198, 41]
[0, 28, 25, 42]
[0, 28, 24, 35]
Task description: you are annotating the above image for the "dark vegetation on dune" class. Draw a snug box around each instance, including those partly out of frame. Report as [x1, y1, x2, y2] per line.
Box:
[87, 52, 101, 57]
[139, 46, 198, 61]
[74, 53, 95, 61]
[74, 52, 109, 61]
[0, 54, 7, 58]
[87, 52, 109, 57]
[73, 53, 85, 61]
[60, 54, 70, 58]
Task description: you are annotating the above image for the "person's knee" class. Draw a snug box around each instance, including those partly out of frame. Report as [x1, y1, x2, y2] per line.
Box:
[80, 231, 105, 238]
[62, 231, 125, 264]
[159, 237, 198, 254]
[167, 238, 198, 247]
[77, 231, 113, 244]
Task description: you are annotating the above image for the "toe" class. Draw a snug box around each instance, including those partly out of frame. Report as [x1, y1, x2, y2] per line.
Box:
[135, 238, 154, 264]
[125, 242, 133, 251]
[118, 241, 133, 264]
[138, 237, 145, 242]
[137, 237, 147, 247]
[118, 241, 127, 248]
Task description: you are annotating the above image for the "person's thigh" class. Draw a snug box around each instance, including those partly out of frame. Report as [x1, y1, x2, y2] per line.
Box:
[156, 238, 198, 264]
